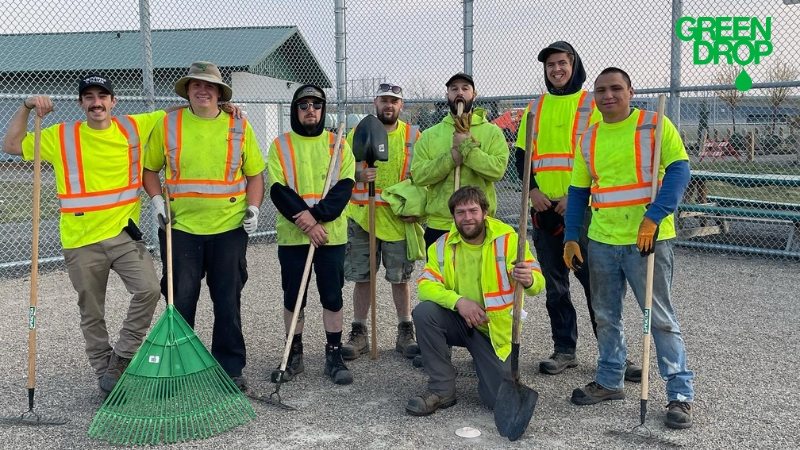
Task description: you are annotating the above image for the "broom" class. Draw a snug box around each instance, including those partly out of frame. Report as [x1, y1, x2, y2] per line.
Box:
[88, 187, 255, 445]
[0, 115, 67, 426]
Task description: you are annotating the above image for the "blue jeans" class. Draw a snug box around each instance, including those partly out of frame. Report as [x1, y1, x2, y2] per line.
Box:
[588, 239, 694, 402]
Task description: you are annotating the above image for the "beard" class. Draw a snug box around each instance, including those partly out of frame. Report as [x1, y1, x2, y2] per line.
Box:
[376, 107, 399, 125]
[456, 219, 485, 241]
[448, 97, 474, 116]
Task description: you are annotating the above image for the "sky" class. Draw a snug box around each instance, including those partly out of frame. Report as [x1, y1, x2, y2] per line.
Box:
[2, 0, 799, 100]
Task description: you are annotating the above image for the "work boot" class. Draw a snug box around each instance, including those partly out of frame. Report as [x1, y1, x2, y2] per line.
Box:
[625, 359, 643, 383]
[98, 352, 132, 395]
[340, 323, 369, 360]
[539, 352, 578, 375]
[571, 381, 625, 405]
[231, 375, 249, 393]
[412, 345, 452, 368]
[396, 322, 420, 358]
[271, 342, 305, 383]
[325, 344, 353, 385]
[665, 401, 693, 429]
[405, 390, 457, 416]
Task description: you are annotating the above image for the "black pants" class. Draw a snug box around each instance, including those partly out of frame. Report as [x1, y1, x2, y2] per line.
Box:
[278, 244, 346, 312]
[531, 207, 595, 354]
[158, 227, 248, 377]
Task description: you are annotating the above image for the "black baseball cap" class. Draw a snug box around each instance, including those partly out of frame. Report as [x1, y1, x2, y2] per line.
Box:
[445, 72, 475, 89]
[537, 41, 575, 63]
[78, 73, 115, 96]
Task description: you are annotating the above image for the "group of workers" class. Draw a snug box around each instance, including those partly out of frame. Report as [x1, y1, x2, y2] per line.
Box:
[1, 39, 695, 432]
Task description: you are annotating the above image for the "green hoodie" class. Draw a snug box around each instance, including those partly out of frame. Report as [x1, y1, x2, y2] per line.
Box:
[410, 108, 509, 230]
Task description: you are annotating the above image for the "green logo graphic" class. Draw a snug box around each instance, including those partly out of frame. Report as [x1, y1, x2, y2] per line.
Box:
[643, 308, 651, 334]
[29, 306, 35, 330]
[676, 16, 773, 91]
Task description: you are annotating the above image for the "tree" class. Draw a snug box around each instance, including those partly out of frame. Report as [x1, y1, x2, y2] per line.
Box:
[767, 59, 799, 133]
[715, 65, 745, 134]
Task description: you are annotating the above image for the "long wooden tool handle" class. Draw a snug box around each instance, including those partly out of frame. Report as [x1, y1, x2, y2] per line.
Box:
[279, 122, 346, 371]
[164, 186, 174, 308]
[27, 115, 42, 394]
[369, 192, 378, 359]
[454, 102, 464, 191]
[640, 94, 666, 414]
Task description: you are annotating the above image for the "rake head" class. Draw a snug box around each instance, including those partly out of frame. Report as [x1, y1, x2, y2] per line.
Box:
[0, 408, 67, 426]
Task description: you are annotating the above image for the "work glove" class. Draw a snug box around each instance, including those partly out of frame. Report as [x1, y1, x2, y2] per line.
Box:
[243, 205, 260, 234]
[453, 112, 472, 133]
[636, 216, 660, 257]
[563, 240, 583, 271]
[150, 195, 169, 230]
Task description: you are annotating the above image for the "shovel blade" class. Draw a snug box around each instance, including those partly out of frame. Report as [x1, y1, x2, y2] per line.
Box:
[493, 378, 538, 441]
[351, 115, 389, 165]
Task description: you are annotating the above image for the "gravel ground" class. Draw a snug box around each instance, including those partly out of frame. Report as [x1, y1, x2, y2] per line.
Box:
[0, 243, 797, 449]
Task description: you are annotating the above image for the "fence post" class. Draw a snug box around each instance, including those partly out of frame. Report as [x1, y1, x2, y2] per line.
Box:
[749, 130, 755, 162]
[138, 0, 155, 112]
[667, 0, 683, 124]
[463, 0, 473, 75]
[335, 0, 347, 127]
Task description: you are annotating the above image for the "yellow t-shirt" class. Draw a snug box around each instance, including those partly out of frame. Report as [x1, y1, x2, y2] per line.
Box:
[454, 240, 488, 335]
[21, 111, 166, 249]
[346, 120, 418, 242]
[266, 131, 356, 246]
[515, 91, 600, 199]
[571, 109, 688, 245]
[143, 110, 266, 235]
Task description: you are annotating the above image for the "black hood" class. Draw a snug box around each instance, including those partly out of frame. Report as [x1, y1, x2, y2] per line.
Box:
[539, 41, 586, 96]
[290, 84, 327, 137]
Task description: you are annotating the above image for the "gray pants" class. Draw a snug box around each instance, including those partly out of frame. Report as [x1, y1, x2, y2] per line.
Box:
[63, 231, 161, 378]
[413, 301, 509, 409]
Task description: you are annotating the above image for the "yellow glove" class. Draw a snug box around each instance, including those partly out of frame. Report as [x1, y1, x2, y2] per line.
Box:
[636, 216, 660, 256]
[563, 241, 583, 271]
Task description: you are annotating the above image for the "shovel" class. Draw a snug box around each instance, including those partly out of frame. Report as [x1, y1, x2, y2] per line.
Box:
[351, 115, 389, 360]
[493, 111, 537, 441]
[0, 116, 67, 426]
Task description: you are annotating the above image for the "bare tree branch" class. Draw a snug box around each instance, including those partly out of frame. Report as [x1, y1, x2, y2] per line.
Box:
[767, 59, 799, 133]
[715, 65, 745, 134]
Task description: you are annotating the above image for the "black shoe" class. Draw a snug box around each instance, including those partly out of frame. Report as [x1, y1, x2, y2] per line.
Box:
[624, 359, 643, 383]
[271, 342, 305, 383]
[231, 375, 249, 393]
[571, 381, 625, 405]
[396, 322, 420, 358]
[406, 390, 457, 416]
[98, 352, 132, 394]
[325, 343, 353, 385]
[665, 401, 693, 429]
[539, 352, 578, 375]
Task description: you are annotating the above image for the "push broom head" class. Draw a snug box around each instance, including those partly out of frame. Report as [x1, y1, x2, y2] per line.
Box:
[88, 305, 255, 445]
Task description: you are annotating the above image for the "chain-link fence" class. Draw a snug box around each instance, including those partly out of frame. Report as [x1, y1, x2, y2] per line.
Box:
[1, 0, 799, 277]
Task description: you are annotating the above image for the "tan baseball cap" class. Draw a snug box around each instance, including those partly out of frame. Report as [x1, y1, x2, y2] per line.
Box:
[174, 61, 233, 102]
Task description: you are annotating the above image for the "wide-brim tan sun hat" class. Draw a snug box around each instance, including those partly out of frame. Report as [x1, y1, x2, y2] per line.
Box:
[174, 61, 233, 102]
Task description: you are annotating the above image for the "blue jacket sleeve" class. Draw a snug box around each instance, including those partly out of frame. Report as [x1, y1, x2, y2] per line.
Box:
[644, 160, 690, 224]
[564, 185, 591, 242]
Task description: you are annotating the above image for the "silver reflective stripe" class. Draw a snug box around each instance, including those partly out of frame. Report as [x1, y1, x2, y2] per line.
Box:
[168, 180, 247, 195]
[529, 95, 545, 143]
[573, 94, 594, 143]
[592, 185, 652, 206]
[165, 111, 180, 181]
[418, 271, 439, 283]
[484, 234, 513, 310]
[351, 191, 387, 204]
[636, 111, 657, 184]
[435, 234, 448, 276]
[534, 156, 574, 171]
[59, 187, 139, 210]
[404, 125, 419, 179]
[227, 117, 245, 182]
[61, 122, 83, 194]
[275, 133, 297, 191]
[114, 116, 141, 185]
[579, 124, 598, 182]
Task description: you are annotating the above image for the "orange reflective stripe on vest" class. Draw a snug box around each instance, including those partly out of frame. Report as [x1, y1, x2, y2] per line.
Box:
[164, 110, 247, 198]
[351, 124, 418, 206]
[580, 110, 659, 208]
[276, 132, 342, 207]
[57, 117, 142, 213]
[527, 92, 595, 173]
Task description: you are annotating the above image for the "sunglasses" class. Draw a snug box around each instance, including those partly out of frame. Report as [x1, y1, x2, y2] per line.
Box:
[378, 83, 403, 95]
[298, 101, 323, 110]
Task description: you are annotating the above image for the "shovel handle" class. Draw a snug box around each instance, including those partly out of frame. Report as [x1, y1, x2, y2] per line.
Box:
[369, 191, 378, 359]
[454, 102, 464, 191]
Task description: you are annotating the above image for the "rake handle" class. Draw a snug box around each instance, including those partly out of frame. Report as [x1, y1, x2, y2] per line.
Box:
[27, 115, 42, 393]
[454, 102, 464, 191]
[279, 123, 346, 372]
[640, 94, 666, 423]
[164, 186, 174, 307]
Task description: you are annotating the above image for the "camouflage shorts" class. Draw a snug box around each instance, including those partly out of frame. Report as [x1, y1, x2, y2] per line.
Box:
[344, 220, 415, 284]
